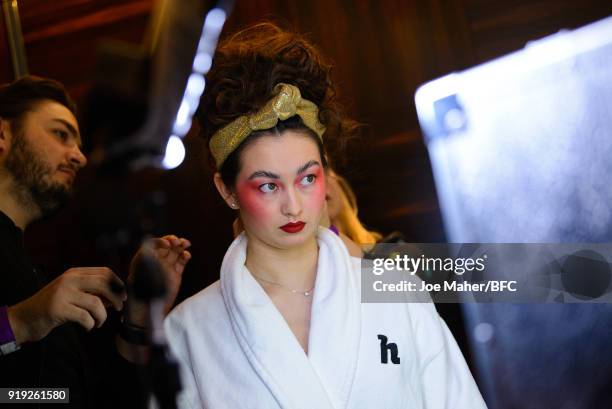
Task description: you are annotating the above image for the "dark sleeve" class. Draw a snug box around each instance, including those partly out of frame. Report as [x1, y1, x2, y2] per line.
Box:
[83, 311, 149, 409]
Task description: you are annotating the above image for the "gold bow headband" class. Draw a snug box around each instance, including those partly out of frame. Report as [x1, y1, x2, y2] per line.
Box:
[209, 83, 326, 169]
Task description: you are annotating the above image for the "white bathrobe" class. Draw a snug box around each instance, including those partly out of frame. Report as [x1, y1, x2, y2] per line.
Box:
[165, 228, 487, 409]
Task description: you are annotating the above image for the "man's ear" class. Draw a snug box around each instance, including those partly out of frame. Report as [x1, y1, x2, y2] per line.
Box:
[213, 172, 239, 210]
[0, 118, 11, 158]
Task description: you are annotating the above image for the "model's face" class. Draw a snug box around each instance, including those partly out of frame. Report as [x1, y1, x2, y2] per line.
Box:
[3, 100, 87, 215]
[234, 131, 326, 249]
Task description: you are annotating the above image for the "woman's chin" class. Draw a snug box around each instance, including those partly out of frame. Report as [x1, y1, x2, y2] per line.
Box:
[275, 227, 318, 249]
[246, 224, 319, 251]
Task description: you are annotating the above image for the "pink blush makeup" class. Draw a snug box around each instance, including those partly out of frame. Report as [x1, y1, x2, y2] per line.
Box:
[298, 168, 326, 211]
[235, 181, 272, 220]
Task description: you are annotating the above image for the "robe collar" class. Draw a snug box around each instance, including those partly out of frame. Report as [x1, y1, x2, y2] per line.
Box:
[221, 227, 361, 409]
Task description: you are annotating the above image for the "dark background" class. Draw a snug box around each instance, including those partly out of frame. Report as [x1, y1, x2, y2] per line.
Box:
[2, 0, 612, 376]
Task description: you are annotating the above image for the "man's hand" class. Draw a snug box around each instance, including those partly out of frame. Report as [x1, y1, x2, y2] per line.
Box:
[7, 267, 127, 344]
[127, 235, 191, 324]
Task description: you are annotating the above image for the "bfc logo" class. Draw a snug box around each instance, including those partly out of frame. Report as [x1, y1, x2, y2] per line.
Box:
[378, 334, 400, 364]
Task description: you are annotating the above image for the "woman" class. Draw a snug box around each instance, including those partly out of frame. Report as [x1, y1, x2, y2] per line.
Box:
[165, 23, 486, 409]
[324, 170, 382, 246]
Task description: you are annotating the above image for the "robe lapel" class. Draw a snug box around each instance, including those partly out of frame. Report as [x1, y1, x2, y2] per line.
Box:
[221, 233, 336, 409]
[308, 228, 361, 409]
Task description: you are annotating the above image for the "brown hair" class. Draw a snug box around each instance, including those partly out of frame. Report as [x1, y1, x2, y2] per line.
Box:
[197, 22, 359, 185]
[0, 75, 76, 134]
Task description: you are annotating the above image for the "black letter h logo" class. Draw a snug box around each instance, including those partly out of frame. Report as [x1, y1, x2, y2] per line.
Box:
[378, 334, 400, 364]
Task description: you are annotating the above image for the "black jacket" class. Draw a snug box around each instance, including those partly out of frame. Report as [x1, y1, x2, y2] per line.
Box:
[0, 211, 145, 409]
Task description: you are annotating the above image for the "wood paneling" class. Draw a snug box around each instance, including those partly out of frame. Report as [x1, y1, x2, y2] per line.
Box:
[465, 0, 612, 62]
[0, 3, 13, 82]
[22, 2, 152, 43]
[16, 0, 154, 98]
[18, 0, 125, 27]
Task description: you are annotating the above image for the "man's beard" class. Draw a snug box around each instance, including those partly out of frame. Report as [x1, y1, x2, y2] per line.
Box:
[5, 131, 72, 218]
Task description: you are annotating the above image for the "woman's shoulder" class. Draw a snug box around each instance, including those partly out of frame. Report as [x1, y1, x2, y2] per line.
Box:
[166, 280, 226, 329]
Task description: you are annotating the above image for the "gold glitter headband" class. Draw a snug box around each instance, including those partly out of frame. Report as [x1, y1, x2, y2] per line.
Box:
[209, 83, 326, 169]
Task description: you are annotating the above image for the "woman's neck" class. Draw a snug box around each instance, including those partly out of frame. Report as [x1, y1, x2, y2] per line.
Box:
[245, 234, 319, 291]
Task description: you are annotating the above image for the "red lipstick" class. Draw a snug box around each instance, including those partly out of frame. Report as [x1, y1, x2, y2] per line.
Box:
[280, 221, 305, 233]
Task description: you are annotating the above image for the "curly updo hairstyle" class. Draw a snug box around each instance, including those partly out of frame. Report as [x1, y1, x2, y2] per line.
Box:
[197, 22, 358, 187]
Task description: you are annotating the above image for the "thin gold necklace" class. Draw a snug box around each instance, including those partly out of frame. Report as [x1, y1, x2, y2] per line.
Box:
[252, 274, 315, 297]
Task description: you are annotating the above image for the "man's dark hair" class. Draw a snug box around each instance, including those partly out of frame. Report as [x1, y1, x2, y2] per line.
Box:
[0, 75, 76, 133]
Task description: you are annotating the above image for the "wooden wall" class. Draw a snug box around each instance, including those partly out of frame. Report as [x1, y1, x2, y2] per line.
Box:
[0, 0, 155, 91]
[0, 2, 11, 77]
[2, 0, 612, 298]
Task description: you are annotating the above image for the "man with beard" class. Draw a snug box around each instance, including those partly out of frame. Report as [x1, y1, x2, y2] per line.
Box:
[0, 76, 191, 408]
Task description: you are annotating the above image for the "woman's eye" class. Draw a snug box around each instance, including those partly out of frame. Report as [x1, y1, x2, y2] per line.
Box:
[259, 183, 277, 193]
[300, 174, 316, 186]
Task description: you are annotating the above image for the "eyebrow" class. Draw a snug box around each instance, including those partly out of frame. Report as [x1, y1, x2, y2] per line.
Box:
[296, 160, 320, 175]
[248, 170, 280, 180]
[247, 160, 321, 181]
[51, 118, 81, 146]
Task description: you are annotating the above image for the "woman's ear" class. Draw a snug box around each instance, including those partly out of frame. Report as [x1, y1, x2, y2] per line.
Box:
[213, 173, 239, 210]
